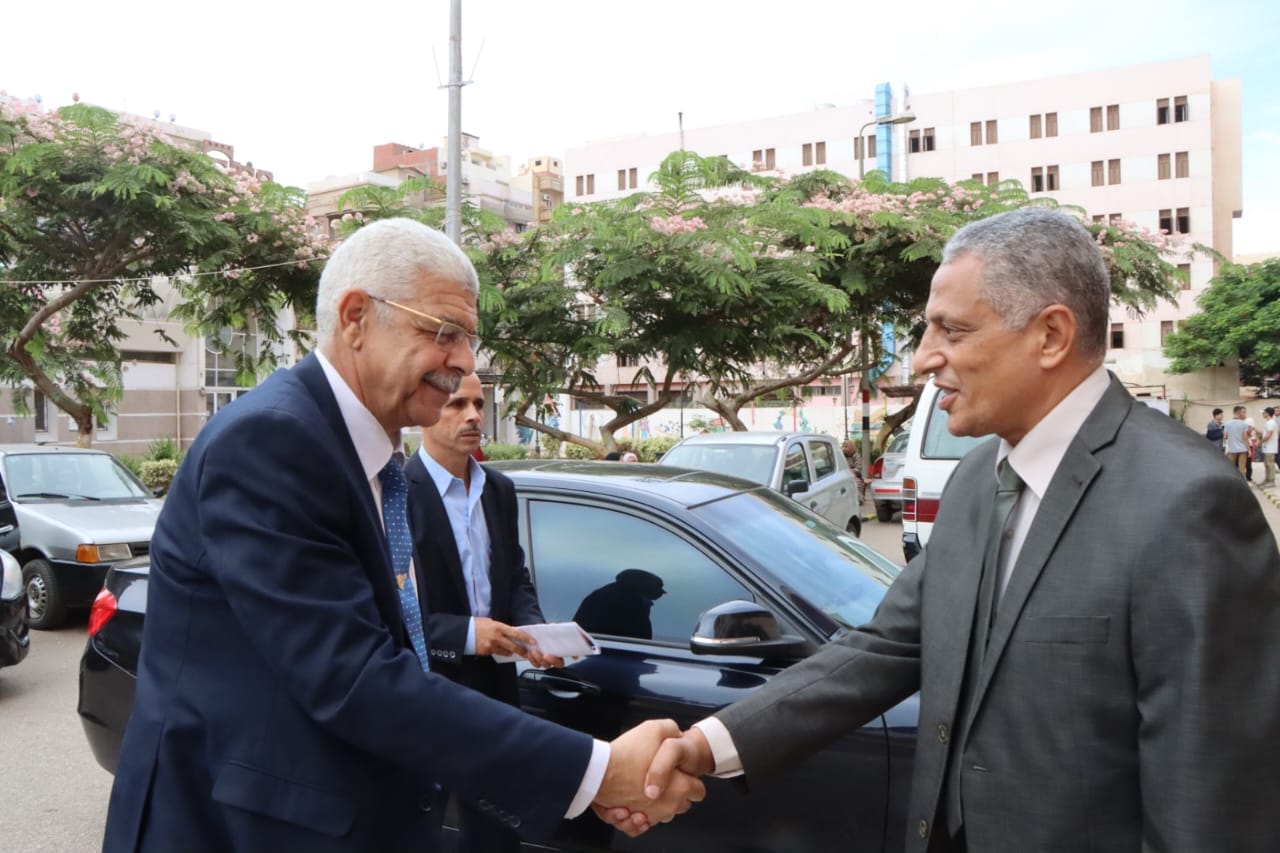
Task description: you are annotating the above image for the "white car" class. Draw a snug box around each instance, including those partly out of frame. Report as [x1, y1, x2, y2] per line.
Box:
[659, 432, 864, 535]
[869, 428, 911, 522]
[899, 379, 992, 561]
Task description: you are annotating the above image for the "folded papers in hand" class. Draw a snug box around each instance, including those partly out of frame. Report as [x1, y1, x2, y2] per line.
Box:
[493, 622, 599, 663]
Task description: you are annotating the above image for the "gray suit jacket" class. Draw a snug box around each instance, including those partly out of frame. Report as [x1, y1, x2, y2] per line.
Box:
[717, 376, 1280, 852]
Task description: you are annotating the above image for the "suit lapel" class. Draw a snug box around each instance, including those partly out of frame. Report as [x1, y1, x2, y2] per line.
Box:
[971, 377, 1132, 704]
[405, 455, 470, 612]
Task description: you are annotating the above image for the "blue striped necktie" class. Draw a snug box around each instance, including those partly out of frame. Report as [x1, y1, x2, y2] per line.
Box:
[378, 458, 429, 671]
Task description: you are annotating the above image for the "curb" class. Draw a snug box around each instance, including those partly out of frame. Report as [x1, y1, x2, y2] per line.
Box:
[1254, 482, 1280, 510]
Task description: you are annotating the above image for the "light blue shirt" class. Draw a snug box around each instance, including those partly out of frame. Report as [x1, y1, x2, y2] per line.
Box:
[417, 445, 492, 655]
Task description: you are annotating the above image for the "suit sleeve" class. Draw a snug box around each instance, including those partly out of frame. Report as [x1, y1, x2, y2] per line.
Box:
[715, 549, 926, 783]
[196, 407, 591, 839]
[1130, 463, 1280, 850]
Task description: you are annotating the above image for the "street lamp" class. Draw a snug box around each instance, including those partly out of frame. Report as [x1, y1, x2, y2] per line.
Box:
[856, 111, 916, 179]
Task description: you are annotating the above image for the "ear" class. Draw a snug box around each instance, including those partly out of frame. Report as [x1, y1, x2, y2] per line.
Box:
[336, 290, 374, 350]
[1034, 304, 1077, 370]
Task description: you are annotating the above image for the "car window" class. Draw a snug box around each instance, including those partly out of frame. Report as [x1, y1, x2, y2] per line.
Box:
[659, 443, 776, 486]
[782, 443, 810, 487]
[810, 439, 837, 478]
[693, 490, 897, 631]
[527, 499, 753, 644]
[887, 431, 912, 454]
[922, 401, 988, 459]
[2, 453, 150, 500]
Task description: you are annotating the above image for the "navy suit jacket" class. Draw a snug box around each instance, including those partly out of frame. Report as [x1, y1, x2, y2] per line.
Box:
[404, 456, 543, 705]
[103, 354, 592, 853]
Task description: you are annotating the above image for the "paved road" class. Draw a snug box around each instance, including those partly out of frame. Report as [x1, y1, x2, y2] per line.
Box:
[2, 484, 1277, 852]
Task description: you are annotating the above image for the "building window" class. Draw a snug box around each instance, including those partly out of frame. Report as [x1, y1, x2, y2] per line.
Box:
[1174, 95, 1189, 122]
[1091, 160, 1105, 187]
[1110, 323, 1125, 349]
[985, 119, 998, 144]
[1031, 166, 1044, 193]
[1158, 153, 1171, 180]
[970, 121, 983, 146]
[575, 175, 583, 195]
[1030, 114, 1042, 139]
[972, 172, 983, 183]
[1107, 158, 1121, 185]
[908, 130, 920, 153]
[1176, 207, 1190, 234]
[751, 148, 776, 170]
[1090, 106, 1103, 133]
[33, 389, 49, 433]
[1159, 208, 1173, 233]
[816, 141, 826, 163]
[1160, 321, 1174, 345]
[1106, 104, 1119, 130]
[1045, 165, 1058, 190]
[1109, 212, 1123, 226]
[921, 129, 934, 152]
[1175, 151, 1189, 178]
[617, 169, 627, 191]
[1178, 262, 1192, 290]
[987, 171, 999, 186]
[802, 143, 813, 166]
[866, 135, 876, 159]
[801, 141, 827, 165]
[1092, 214, 1105, 224]
[1157, 98, 1170, 125]
[616, 353, 639, 368]
[1045, 112, 1058, 137]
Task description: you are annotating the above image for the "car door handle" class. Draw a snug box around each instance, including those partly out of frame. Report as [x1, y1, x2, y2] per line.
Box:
[518, 669, 602, 696]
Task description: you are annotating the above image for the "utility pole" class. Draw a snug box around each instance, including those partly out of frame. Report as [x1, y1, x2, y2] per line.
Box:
[444, 0, 464, 245]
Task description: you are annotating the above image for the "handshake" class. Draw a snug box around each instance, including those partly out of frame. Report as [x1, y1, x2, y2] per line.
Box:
[590, 720, 716, 837]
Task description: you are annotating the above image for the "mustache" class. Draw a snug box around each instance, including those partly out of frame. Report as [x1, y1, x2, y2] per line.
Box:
[424, 370, 463, 393]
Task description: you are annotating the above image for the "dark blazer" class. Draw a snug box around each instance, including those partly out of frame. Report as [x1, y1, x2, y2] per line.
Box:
[716, 376, 1280, 852]
[404, 455, 543, 705]
[103, 354, 592, 853]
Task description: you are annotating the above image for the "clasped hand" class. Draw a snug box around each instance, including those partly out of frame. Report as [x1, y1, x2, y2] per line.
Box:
[591, 721, 713, 837]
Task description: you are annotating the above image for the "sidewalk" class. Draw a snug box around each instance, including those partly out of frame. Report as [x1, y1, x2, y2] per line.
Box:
[1255, 480, 1280, 510]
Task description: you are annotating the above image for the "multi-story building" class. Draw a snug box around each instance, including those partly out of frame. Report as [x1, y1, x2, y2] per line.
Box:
[509, 155, 564, 227]
[563, 55, 1243, 414]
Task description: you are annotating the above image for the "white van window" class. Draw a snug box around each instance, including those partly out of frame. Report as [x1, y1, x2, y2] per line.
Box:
[921, 401, 989, 459]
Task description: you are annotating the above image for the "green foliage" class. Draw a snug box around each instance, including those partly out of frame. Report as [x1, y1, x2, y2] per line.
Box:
[635, 436, 678, 462]
[146, 435, 181, 462]
[539, 432, 562, 457]
[114, 453, 145, 479]
[561, 442, 597, 460]
[480, 442, 527, 461]
[139, 459, 179, 490]
[0, 100, 325, 444]
[1164, 259, 1280, 386]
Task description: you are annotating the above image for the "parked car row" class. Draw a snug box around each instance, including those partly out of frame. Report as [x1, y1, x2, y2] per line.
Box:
[78, 461, 918, 853]
[0, 550, 30, 670]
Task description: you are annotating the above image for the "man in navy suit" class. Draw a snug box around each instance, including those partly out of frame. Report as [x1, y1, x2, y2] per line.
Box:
[103, 218, 703, 852]
[406, 372, 560, 852]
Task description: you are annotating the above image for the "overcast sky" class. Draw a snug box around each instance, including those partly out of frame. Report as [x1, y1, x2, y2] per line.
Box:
[3, 0, 1276, 252]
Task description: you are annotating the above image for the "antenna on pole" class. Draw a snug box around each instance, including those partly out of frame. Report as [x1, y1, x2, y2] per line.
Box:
[444, 0, 465, 246]
[678, 111, 685, 152]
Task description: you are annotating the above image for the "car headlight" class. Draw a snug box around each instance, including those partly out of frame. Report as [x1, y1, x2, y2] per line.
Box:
[76, 543, 133, 563]
[1, 551, 21, 601]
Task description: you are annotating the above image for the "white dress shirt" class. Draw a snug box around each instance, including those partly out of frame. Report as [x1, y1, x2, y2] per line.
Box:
[314, 352, 608, 816]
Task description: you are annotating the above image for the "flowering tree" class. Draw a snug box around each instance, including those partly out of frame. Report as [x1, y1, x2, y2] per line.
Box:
[0, 100, 327, 446]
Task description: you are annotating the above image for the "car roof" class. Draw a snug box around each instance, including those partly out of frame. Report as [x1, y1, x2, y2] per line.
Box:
[667, 431, 834, 448]
[490, 459, 766, 508]
[0, 444, 111, 456]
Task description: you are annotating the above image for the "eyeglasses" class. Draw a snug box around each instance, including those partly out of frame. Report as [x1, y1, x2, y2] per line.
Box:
[367, 295, 481, 354]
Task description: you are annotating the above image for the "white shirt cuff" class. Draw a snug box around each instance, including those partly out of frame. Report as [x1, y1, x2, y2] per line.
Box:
[464, 617, 476, 656]
[692, 717, 744, 777]
[565, 739, 610, 818]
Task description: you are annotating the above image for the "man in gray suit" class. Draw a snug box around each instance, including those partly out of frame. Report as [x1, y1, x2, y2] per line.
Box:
[631, 208, 1280, 851]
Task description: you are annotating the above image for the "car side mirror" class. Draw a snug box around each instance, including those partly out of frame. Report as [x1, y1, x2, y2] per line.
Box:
[151, 486, 167, 497]
[690, 600, 809, 660]
[783, 479, 809, 496]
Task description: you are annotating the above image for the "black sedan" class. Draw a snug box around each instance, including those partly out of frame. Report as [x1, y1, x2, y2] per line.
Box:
[79, 462, 918, 852]
[1, 550, 31, 669]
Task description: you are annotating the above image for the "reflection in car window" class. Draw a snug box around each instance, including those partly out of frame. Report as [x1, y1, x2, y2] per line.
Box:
[659, 443, 776, 486]
[922, 399, 989, 459]
[782, 443, 810, 488]
[810, 440, 837, 479]
[887, 431, 912, 454]
[528, 500, 752, 644]
[693, 490, 898, 631]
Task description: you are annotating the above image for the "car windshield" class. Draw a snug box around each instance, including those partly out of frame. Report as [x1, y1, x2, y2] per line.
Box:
[693, 489, 900, 632]
[661, 443, 776, 485]
[3, 453, 151, 500]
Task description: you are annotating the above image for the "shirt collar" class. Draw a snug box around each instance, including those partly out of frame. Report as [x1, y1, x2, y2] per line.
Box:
[314, 350, 397, 482]
[998, 365, 1111, 499]
[417, 444, 486, 498]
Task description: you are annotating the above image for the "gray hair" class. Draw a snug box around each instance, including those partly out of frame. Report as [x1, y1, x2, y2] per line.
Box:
[315, 218, 479, 345]
[942, 208, 1110, 362]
